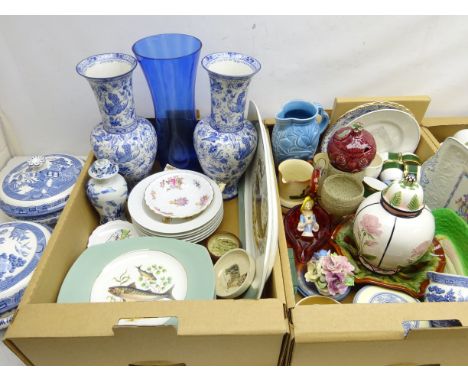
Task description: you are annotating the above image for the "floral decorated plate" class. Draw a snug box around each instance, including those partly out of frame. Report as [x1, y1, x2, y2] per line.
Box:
[87, 220, 140, 247]
[0, 221, 51, 315]
[144, 171, 214, 219]
[353, 285, 430, 334]
[57, 237, 215, 325]
[421, 137, 468, 223]
[331, 216, 445, 298]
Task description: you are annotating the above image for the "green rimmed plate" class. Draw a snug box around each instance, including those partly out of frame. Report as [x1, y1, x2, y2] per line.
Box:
[58, 237, 215, 308]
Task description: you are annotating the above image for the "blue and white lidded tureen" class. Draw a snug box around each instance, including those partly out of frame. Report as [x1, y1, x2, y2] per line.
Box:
[0, 221, 51, 317]
[0, 154, 83, 221]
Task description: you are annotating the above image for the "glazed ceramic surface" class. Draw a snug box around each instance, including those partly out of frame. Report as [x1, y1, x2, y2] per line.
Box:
[0, 309, 15, 330]
[77, 53, 157, 184]
[353, 178, 435, 274]
[327, 123, 376, 173]
[453, 129, 468, 146]
[194, 52, 261, 199]
[363, 153, 383, 178]
[57, 237, 215, 308]
[0, 154, 83, 219]
[207, 232, 241, 260]
[332, 216, 445, 298]
[353, 285, 429, 335]
[128, 170, 223, 242]
[278, 159, 314, 203]
[425, 272, 468, 327]
[87, 220, 139, 247]
[86, 159, 128, 224]
[214, 248, 255, 299]
[240, 102, 279, 299]
[144, 171, 213, 218]
[320, 102, 415, 152]
[421, 137, 468, 222]
[272, 100, 329, 164]
[0, 221, 51, 315]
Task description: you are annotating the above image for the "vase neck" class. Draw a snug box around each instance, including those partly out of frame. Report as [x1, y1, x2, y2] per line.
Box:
[209, 74, 251, 132]
[88, 72, 137, 133]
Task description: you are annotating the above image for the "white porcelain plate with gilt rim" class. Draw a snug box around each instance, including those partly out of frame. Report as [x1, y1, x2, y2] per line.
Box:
[144, 171, 214, 219]
[421, 137, 468, 223]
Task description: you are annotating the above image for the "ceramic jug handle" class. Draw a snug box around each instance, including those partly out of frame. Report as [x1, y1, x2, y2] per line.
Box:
[315, 104, 330, 133]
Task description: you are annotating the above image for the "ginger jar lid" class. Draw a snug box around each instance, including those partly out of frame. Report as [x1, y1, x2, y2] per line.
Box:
[381, 174, 425, 213]
[327, 122, 377, 173]
[88, 159, 119, 180]
[0, 154, 83, 218]
[0, 221, 51, 314]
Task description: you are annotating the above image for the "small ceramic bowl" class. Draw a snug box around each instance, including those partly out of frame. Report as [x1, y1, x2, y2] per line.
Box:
[362, 176, 387, 197]
[379, 160, 404, 185]
[363, 153, 383, 178]
[206, 231, 241, 262]
[295, 295, 341, 306]
[214, 248, 255, 299]
[319, 174, 364, 217]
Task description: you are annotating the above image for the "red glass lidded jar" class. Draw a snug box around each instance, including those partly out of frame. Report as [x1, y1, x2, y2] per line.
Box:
[327, 122, 376, 173]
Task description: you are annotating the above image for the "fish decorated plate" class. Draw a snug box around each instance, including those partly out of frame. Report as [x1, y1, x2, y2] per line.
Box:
[144, 171, 214, 219]
[331, 216, 446, 298]
[58, 237, 215, 311]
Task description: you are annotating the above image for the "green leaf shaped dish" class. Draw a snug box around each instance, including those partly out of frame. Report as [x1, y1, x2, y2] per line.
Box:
[331, 216, 446, 298]
[433, 208, 468, 276]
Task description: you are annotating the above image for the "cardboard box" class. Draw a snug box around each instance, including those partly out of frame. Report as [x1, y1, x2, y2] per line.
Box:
[422, 116, 468, 145]
[3, 152, 290, 366]
[276, 98, 468, 366]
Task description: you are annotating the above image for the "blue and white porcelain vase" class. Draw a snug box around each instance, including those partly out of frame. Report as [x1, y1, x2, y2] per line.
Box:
[194, 52, 261, 200]
[77, 53, 157, 184]
[272, 100, 329, 165]
[86, 159, 128, 224]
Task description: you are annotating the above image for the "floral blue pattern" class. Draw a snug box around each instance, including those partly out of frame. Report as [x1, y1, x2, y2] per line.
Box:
[77, 53, 157, 184]
[0, 222, 49, 314]
[194, 52, 261, 199]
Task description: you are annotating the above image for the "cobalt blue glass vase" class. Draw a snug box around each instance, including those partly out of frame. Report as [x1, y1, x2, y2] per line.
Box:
[132, 34, 202, 171]
[76, 53, 157, 184]
[194, 52, 261, 200]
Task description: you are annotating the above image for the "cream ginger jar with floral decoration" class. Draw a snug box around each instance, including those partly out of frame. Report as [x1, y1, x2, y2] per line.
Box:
[353, 174, 435, 275]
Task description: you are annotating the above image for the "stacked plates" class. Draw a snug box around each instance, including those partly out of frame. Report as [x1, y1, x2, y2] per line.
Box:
[128, 170, 223, 243]
[0, 154, 83, 226]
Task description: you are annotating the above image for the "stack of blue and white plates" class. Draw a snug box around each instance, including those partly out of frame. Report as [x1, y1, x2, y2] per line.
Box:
[0, 154, 83, 226]
[0, 221, 51, 329]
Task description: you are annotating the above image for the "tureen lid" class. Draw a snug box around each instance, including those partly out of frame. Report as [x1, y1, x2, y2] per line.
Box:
[0, 221, 51, 314]
[381, 174, 425, 213]
[0, 154, 83, 217]
[88, 159, 119, 180]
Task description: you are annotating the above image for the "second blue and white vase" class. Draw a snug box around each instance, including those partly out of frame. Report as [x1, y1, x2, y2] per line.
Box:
[194, 52, 261, 199]
[77, 53, 157, 184]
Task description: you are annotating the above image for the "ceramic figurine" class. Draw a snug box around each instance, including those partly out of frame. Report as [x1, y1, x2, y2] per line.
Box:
[425, 272, 468, 327]
[272, 100, 329, 165]
[76, 53, 157, 184]
[297, 196, 319, 238]
[86, 159, 128, 224]
[353, 174, 435, 275]
[193, 52, 261, 199]
[327, 122, 376, 173]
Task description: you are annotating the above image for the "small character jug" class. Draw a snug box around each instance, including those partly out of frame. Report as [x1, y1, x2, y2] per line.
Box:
[272, 100, 329, 165]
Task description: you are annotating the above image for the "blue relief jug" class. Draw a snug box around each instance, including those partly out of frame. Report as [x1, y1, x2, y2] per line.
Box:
[272, 100, 329, 164]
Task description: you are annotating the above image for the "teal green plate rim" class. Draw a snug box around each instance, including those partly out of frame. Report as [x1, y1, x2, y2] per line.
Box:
[57, 237, 215, 303]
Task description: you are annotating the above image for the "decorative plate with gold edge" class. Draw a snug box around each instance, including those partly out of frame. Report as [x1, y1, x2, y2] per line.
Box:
[331, 216, 446, 298]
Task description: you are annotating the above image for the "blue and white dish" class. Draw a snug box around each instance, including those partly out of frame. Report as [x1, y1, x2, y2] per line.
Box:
[0, 221, 51, 315]
[194, 52, 261, 200]
[0, 154, 83, 218]
[0, 308, 15, 330]
[425, 271, 468, 327]
[77, 53, 157, 184]
[354, 285, 430, 335]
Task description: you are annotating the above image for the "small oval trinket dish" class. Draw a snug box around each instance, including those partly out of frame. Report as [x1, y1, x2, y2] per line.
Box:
[87, 220, 140, 247]
[295, 295, 340, 307]
[214, 248, 255, 299]
[206, 231, 241, 261]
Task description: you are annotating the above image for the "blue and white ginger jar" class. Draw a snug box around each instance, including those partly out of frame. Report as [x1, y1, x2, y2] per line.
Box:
[194, 52, 261, 199]
[77, 53, 157, 184]
[86, 159, 128, 224]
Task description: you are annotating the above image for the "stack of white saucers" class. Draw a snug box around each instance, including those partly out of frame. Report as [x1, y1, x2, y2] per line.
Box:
[128, 170, 223, 243]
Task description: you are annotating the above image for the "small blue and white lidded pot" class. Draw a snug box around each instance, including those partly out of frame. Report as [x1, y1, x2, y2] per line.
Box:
[194, 52, 261, 200]
[86, 159, 128, 224]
